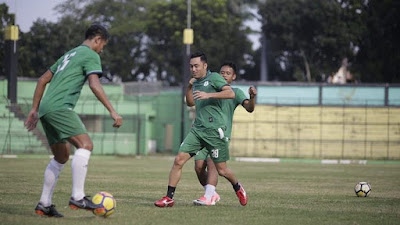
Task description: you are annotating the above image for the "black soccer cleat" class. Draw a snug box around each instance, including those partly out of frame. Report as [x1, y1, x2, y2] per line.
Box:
[35, 202, 64, 217]
[69, 196, 103, 210]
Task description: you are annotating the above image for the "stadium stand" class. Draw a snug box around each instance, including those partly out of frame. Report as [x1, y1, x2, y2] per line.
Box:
[0, 98, 46, 154]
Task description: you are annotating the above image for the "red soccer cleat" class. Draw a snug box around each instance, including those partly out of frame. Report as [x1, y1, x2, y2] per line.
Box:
[154, 196, 174, 207]
[236, 183, 248, 206]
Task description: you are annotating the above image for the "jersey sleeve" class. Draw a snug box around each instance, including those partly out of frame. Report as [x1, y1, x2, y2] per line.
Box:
[83, 51, 103, 77]
[234, 88, 248, 105]
[49, 58, 61, 74]
[210, 72, 229, 91]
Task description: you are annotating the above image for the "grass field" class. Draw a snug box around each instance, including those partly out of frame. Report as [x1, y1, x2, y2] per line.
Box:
[0, 156, 399, 225]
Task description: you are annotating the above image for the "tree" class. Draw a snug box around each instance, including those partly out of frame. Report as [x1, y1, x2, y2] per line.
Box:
[0, 3, 16, 76]
[354, 0, 400, 83]
[15, 0, 255, 83]
[145, 0, 254, 84]
[18, 17, 89, 77]
[259, 0, 365, 82]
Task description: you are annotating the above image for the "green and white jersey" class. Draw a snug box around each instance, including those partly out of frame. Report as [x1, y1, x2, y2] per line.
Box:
[39, 45, 102, 117]
[192, 71, 230, 130]
[223, 88, 248, 137]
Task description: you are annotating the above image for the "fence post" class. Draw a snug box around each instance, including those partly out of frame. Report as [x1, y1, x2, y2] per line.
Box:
[275, 97, 278, 156]
[341, 102, 345, 159]
[364, 100, 368, 159]
[319, 83, 322, 106]
[387, 106, 390, 159]
[384, 83, 389, 106]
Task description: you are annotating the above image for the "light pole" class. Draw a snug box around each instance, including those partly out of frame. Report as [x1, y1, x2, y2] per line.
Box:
[181, 0, 193, 142]
[5, 25, 19, 104]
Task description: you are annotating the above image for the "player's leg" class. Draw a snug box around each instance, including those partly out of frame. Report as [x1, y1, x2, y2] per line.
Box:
[207, 131, 247, 206]
[155, 130, 201, 207]
[214, 161, 247, 206]
[168, 151, 192, 187]
[192, 130, 221, 206]
[35, 115, 69, 217]
[194, 149, 208, 186]
[205, 157, 220, 202]
[68, 133, 102, 210]
[67, 133, 98, 209]
[193, 155, 220, 206]
[43, 110, 100, 210]
[154, 152, 192, 207]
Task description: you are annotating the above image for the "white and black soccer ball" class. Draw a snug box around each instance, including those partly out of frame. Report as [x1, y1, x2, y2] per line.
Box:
[354, 182, 371, 197]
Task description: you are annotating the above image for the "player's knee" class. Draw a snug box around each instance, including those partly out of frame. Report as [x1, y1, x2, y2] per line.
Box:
[173, 157, 185, 168]
[175, 153, 190, 167]
[194, 165, 203, 175]
[217, 168, 228, 177]
[80, 141, 93, 151]
[54, 155, 69, 164]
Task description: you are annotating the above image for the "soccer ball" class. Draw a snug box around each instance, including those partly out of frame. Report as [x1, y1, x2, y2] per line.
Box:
[354, 182, 371, 197]
[92, 191, 116, 217]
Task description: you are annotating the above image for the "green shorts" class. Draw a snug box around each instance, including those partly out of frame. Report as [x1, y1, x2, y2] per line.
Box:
[180, 128, 230, 163]
[40, 109, 87, 145]
[194, 148, 210, 161]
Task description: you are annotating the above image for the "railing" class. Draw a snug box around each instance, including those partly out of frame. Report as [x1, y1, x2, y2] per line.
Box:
[1, 79, 400, 159]
[230, 105, 400, 160]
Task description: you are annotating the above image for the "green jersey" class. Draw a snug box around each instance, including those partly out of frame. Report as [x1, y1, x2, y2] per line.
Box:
[192, 71, 230, 130]
[39, 45, 103, 117]
[223, 88, 248, 137]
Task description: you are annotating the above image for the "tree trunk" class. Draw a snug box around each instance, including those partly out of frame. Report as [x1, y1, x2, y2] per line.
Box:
[300, 49, 311, 82]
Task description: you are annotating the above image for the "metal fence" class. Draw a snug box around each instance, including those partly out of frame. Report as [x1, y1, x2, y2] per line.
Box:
[230, 105, 400, 160]
[1, 80, 400, 160]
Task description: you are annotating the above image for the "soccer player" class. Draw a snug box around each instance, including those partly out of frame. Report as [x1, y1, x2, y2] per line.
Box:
[154, 51, 248, 207]
[191, 62, 257, 206]
[25, 24, 123, 217]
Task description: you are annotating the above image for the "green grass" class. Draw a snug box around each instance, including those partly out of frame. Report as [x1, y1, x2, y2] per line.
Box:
[0, 156, 399, 225]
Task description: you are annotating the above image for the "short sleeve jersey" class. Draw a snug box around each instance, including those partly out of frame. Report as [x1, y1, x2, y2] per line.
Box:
[222, 88, 248, 137]
[192, 71, 230, 130]
[39, 45, 102, 117]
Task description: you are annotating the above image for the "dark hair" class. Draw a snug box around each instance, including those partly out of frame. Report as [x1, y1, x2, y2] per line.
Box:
[190, 51, 207, 63]
[85, 24, 109, 41]
[220, 61, 237, 74]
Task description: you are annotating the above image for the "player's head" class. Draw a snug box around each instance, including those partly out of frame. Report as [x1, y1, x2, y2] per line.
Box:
[219, 61, 237, 84]
[190, 51, 208, 79]
[85, 24, 109, 53]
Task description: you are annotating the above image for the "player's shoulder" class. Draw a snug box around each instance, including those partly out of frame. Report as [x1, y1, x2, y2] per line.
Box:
[209, 72, 220, 77]
[207, 71, 222, 78]
[233, 87, 244, 94]
[208, 72, 225, 83]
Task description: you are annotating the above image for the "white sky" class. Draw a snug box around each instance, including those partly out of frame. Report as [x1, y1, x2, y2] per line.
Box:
[2, 0, 261, 49]
[1, 0, 63, 32]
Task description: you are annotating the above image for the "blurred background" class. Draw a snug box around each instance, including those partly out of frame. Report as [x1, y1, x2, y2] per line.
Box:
[1, 0, 399, 160]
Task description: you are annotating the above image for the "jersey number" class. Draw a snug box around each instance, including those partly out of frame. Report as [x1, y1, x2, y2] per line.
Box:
[55, 51, 76, 74]
[211, 149, 219, 158]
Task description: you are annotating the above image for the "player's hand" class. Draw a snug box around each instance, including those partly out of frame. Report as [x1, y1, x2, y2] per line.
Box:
[25, 110, 39, 131]
[189, 78, 196, 85]
[249, 86, 257, 98]
[193, 90, 209, 100]
[111, 111, 123, 128]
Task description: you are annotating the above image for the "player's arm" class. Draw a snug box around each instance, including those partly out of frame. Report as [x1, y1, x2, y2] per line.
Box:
[242, 86, 257, 113]
[88, 74, 122, 128]
[193, 85, 235, 100]
[186, 78, 196, 107]
[25, 70, 53, 131]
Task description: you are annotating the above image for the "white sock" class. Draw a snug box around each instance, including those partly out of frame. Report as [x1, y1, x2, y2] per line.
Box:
[71, 148, 91, 201]
[39, 159, 65, 207]
[204, 184, 216, 201]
